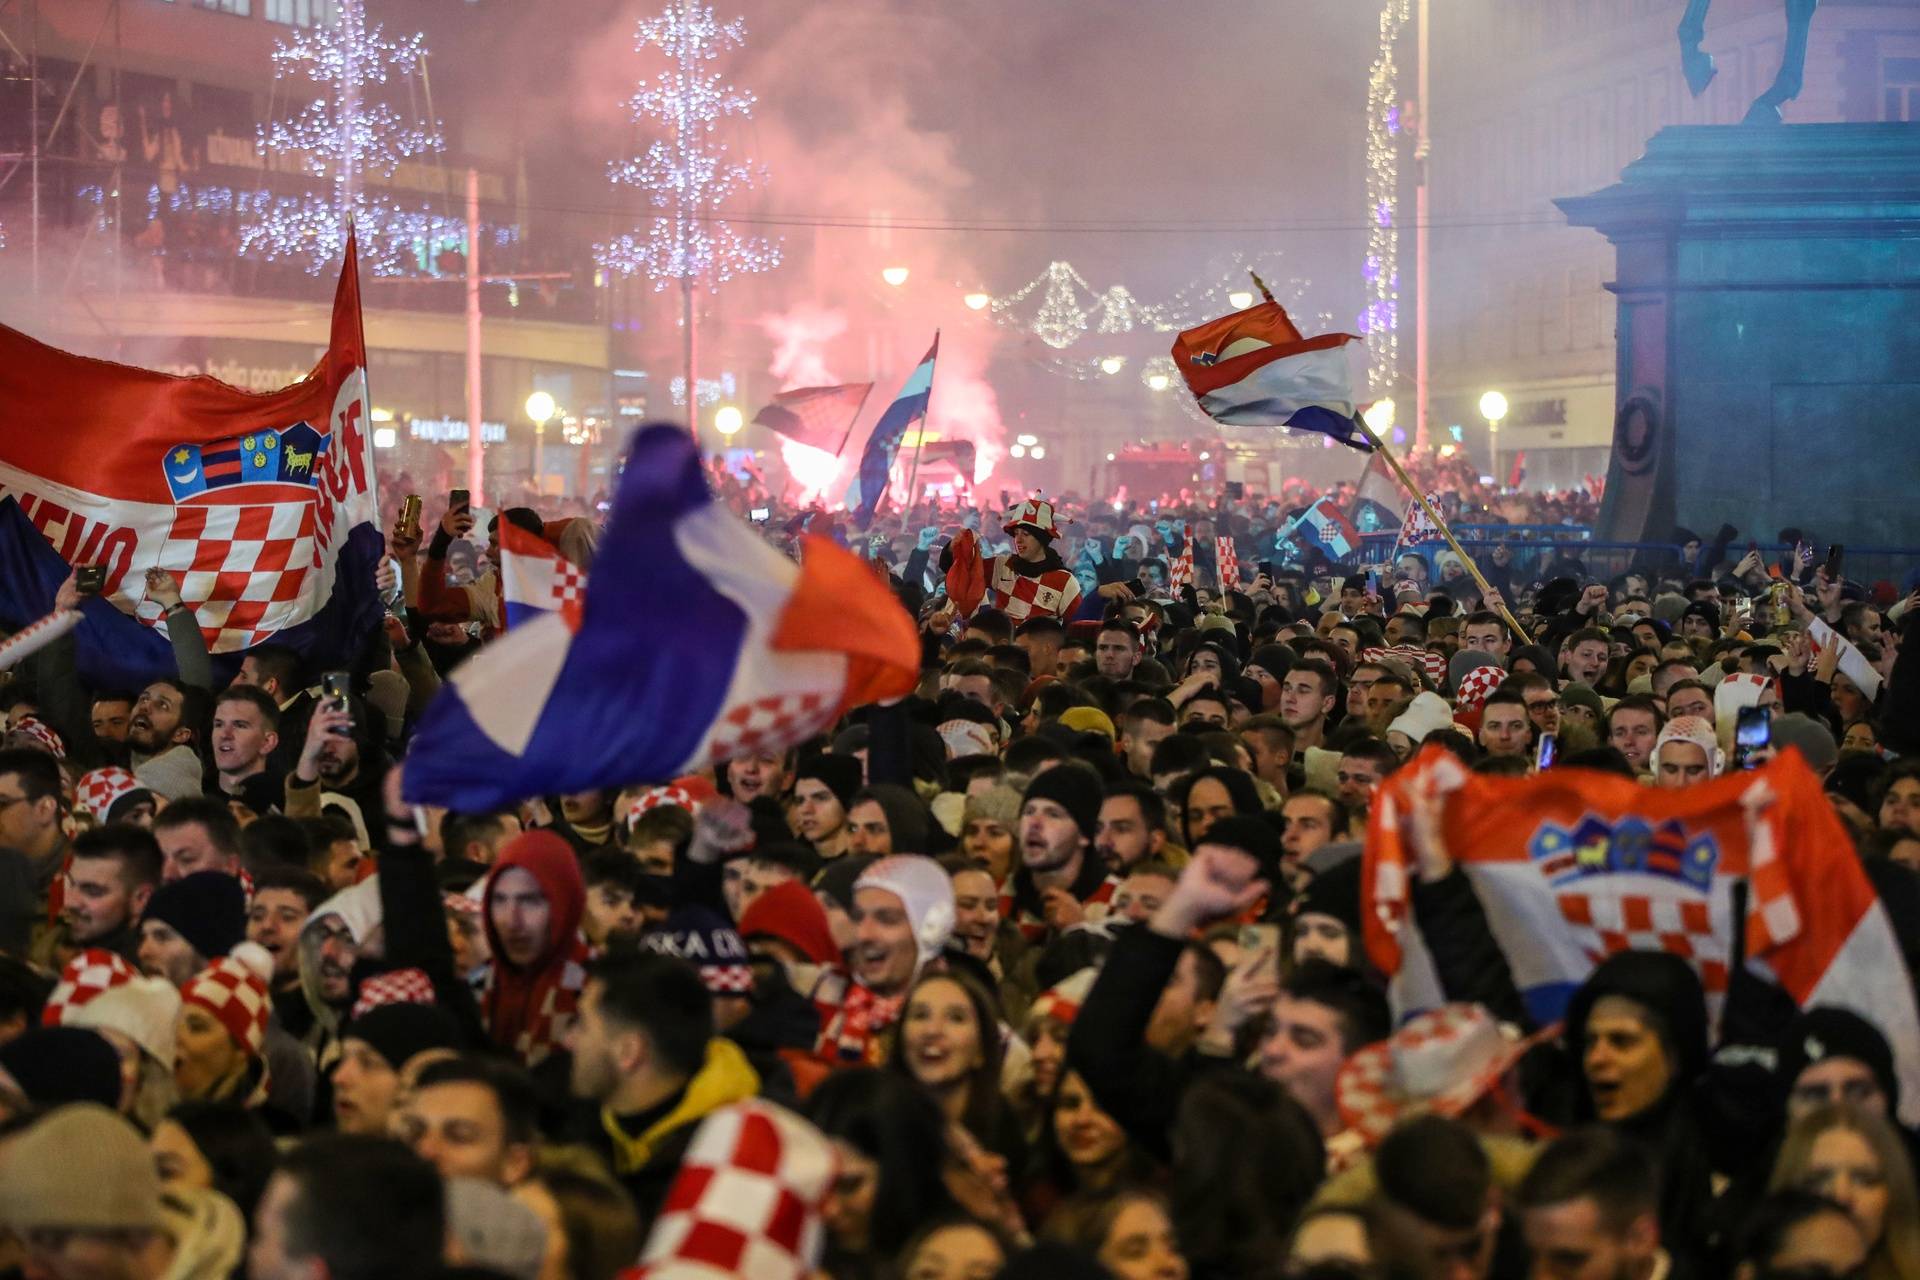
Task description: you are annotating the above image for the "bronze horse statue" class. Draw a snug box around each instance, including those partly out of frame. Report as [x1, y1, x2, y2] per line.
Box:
[1678, 0, 1818, 124]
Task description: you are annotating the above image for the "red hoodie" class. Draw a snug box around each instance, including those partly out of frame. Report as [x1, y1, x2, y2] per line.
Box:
[480, 830, 590, 1066]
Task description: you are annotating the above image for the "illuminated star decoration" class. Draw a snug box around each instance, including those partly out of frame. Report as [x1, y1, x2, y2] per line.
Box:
[596, 0, 781, 290]
[240, 0, 446, 275]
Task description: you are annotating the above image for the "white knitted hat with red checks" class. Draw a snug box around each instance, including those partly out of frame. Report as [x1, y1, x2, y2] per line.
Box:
[350, 968, 438, 1021]
[180, 943, 274, 1060]
[42, 949, 137, 1024]
[1454, 665, 1507, 712]
[626, 1099, 837, 1280]
[6, 715, 65, 759]
[75, 768, 144, 823]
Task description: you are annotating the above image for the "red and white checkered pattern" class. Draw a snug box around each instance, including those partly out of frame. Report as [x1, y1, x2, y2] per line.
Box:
[1169, 526, 1195, 594]
[181, 953, 272, 1058]
[626, 1100, 837, 1280]
[1387, 644, 1449, 688]
[75, 767, 142, 823]
[350, 967, 437, 1020]
[42, 949, 137, 1025]
[137, 501, 319, 653]
[984, 558, 1082, 623]
[1455, 665, 1507, 712]
[1002, 498, 1061, 540]
[1336, 1002, 1553, 1149]
[1216, 536, 1239, 594]
[6, 714, 65, 759]
[547, 558, 587, 612]
[704, 693, 836, 766]
[1554, 888, 1731, 996]
[1027, 967, 1098, 1029]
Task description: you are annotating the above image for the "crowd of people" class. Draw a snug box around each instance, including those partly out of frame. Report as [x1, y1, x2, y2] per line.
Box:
[1, 470, 1918, 1280]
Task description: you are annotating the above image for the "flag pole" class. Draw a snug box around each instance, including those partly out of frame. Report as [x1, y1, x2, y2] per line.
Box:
[1355, 420, 1533, 646]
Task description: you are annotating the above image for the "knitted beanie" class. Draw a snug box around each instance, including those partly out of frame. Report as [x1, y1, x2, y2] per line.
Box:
[858, 783, 931, 855]
[0, 1104, 165, 1234]
[1448, 649, 1501, 694]
[1196, 815, 1284, 886]
[1057, 706, 1117, 740]
[142, 870, 248, 964]
[793, 754, 862, 811]
[349, 968, 438, 1021]
[737, 879, 840, 967]
[345, 1001, 464, 1073]
[44, 949, 181, 1068]
[963, 784, 1024, 832]
[1777, 1007, 1899, 1112]
[74, 767, 144, 824]
[1558, 682, 1604, 720]
[1386, 691, 1456, 745]
[854, 855, 956, 965]
[1021, 763, 1103, 839]
[1454, 665, 1507, 713]
[446, 1178, 549, 1280]
[1654, 716, 1722, 778]
[0, 1027, 123, 1109]
[41, 948, 138, 1025]
[179, 944, 274, 1061]
[1295, 857, 1363, 938]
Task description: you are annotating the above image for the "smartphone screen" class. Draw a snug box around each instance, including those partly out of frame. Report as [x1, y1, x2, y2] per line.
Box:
[448, 488, 470, 511]
[1535, 732, 1557, 771]
[1826, 544, 1845, 579]
[1735, 705, 1772, 752]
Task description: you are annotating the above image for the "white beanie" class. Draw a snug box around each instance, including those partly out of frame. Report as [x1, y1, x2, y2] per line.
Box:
[1655, 715, 1723, 778]
[1386, 691, 1455, 745]
[854, 855, 955, 966]
[65, 975, 181, 1068]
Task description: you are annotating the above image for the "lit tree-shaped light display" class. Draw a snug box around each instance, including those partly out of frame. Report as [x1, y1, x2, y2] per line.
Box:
[241, 0, 446, 275]
[598, 0, 780, 422]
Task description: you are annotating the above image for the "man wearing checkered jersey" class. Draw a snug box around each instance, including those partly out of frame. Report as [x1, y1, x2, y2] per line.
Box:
[940, 500, 1142, 626]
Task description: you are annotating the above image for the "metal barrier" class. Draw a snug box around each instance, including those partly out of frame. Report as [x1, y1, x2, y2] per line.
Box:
[1354, 531, 1920, 592]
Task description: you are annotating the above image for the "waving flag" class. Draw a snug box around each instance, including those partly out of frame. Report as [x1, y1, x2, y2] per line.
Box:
[1348, 454, 1404, 534]
[1297, 496, 1361, 561]
[1171, 301, 1371, 450]
[0, 235, 382, 688]
[404, 425, 920, 811]
[750, 383, 873, 454]
[500, 523, 585, 630]
[1364, 746, 1920, 1125]
[844, 336, 938, 530]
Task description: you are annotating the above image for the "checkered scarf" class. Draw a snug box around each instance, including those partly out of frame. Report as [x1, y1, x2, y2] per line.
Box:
[1216, 536, 1239, 594]
[482, 931, 593, 1068]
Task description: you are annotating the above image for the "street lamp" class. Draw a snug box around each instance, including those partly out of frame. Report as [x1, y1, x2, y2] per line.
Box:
[881, 266, 910, 287]
[1099, 355, 1125, 375]
[1227, 289, 1254, 310]
[1362, 397, 1396, 437]
[963, 291, 991, 311]
[715, 405, 745, 439]
[526, 390, 556, 486]
[1479, 390, 1509, 486]
[1146, 372, 1170, 392]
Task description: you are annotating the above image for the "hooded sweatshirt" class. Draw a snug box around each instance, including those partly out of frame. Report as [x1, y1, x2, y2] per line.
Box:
[296, 876, 385, 1044]
[480, 831, 589, 1067]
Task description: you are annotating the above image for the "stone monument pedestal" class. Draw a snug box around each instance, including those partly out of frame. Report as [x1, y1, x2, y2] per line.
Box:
[1558, 124, 1920, 549]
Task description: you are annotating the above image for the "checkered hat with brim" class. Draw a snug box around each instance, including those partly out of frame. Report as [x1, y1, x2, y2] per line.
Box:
[75, 767, 144, 823]
[1335, 1003, 1559, 1150]
[350, 967, 438, 1021]
[1454, 665, 1508, 712]
[180, 944, 274, 1060]
[625, 1099, 838, 1280]
[42, 949, 138, 1025]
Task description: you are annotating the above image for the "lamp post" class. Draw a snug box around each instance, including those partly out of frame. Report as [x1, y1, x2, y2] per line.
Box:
[1479, 390, 1509, 488]
[526, 390, 556, 490]
[881, 266, 910, 288]
[714, 404, 744, 446]
[1227, 289, 1254, 310]
[1363, 397, 1396, 439]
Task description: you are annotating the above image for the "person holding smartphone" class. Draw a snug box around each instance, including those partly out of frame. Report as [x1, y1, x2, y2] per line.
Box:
[395, 492, 547, 638]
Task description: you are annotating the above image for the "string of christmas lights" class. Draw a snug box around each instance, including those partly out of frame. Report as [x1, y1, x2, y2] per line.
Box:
[596, 0, 780, 289]
[239, 0, 447, 276]
[1365, 0, 1413, 395]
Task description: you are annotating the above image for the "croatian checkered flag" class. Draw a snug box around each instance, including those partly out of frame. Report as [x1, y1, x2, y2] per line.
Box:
[625, 1100, 837, 1280]
[1168, 525, 1195, 594]
[1216, 536, 1239, 595]
[501, 522, 586, 630]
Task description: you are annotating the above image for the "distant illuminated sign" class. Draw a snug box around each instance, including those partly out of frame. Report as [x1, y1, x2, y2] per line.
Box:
[410, 418, 507, 444]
